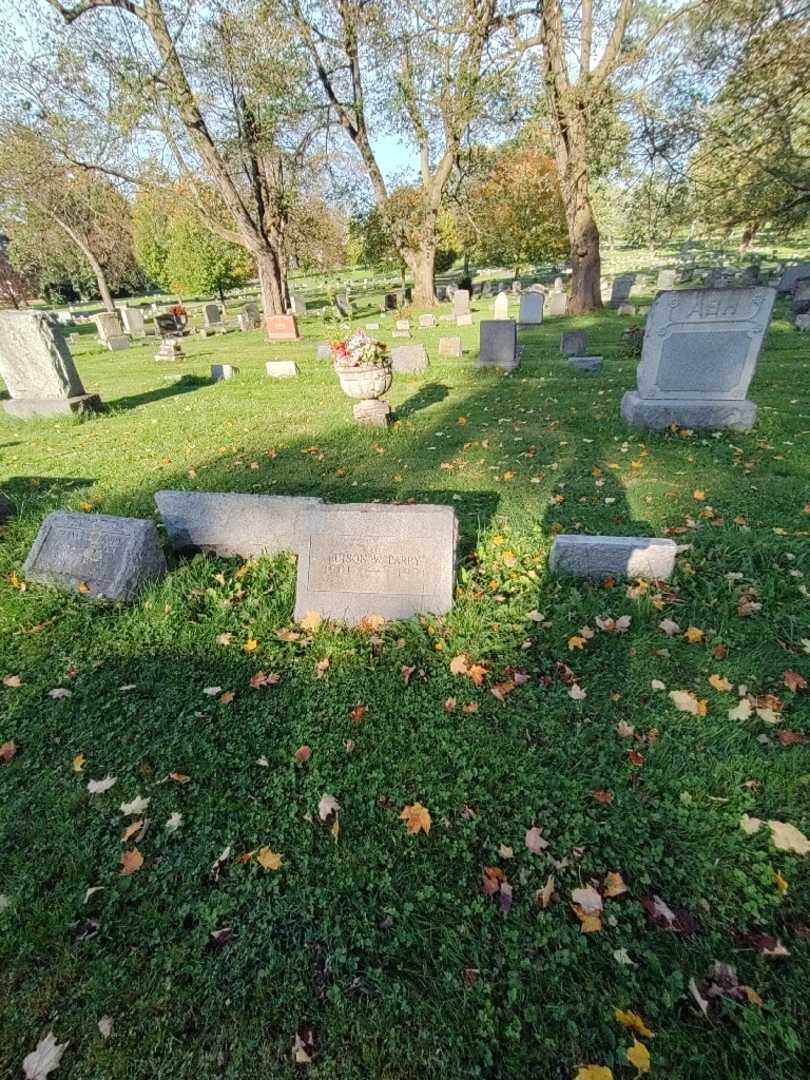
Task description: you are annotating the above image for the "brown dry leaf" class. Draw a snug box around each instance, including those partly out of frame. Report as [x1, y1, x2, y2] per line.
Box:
[573, 906, 602, 933]
[783, 670, 807, 692]
[275, 628, 301, 642]
[219, 690, 235, 705]
[616, 722, 635, 739]
[709, 674, 733, 692]
[740, 814, 763, 835]
[400, 802, 431, 835]
[401, 665, 417, 686]
[0, 740, 17, 762]
[774, 869, 789, 895]
[120, 848, 143, 875]
[215, 633, 233, 646]
[358, 613, 385, 633]
[536, 874, 555, 909]
[350, 703, 367, 723]
[22, 1031, 69, 1080]
[210, 846, 231, 881]
[121, 820, 143, 842]
[778, 730, 806, 747]
[568, 635, 587, 651]
[444, 696, 457, 712]
[669, 689, 707, 716]
[574, 1068, 614, 1080]
[572, 886, 603, 915]
[169, 771, 191, 784]
[626, 1038, 651, 1074]
[450, 654, 469, 676]
[658, 618, 680, 637]
[468, 663, 488, 687]
[294, 745, 312, 763]
[87, 775, 117, 794]
[318, 794, 341, 821]
[569, 684, 587, 701]
[72, 753, 86, 772]
[315, 657, 330, 677]
[2, 674, 21, 688]
[256, 847, 283, 871]
[525, 826, 549, 854]
[615, 1009, 653, 1038]
[685, 626, 705, 644]
[591, 789, 614, 804]
[604, 871, 629, 898]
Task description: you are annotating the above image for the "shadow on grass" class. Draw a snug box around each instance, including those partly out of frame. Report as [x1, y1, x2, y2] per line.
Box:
[396, 382, 450, 420]
[0, 475, 95, 518]
[107, 374, 212, 413]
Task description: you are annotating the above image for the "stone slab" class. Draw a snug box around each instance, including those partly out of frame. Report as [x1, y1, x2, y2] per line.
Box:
[656, 269, 676, 290]
[621, 390, 757, 431]
[316, 343, 333, 360]
[569, 355, 603, 372]
[391, 344, 428, 374]
[0, 311, 88, 402]
[120, 308, 146, 336]
[418, 315, 437, 328]
[547, 292, 567, 316]
[203, 303, 221, 326]
[549, 533, 677, 580]
[560, 330, 588, 355]
[617, 303, 636, 316]
[392, 330, 411, 339]
[438, 336, 462, 357]
[211, 364, 239, 380]
[107, 335, 130, 351]
[353, 399, 391, 427]
[477, 320, 517, 369]
[3, 393, 102, 419]
[518, 292, 543, 324]
[293, 503, 457, 624]
[493, 293, 509, 319]
[155, 490, 322, 557]
[93, 312, 121, 342]
[452, 289, 470, 316]
[456, 313, 472, 327]
[777, 262, 810, 295]
[265, 361, 299, 378]
[795, 314, 810, 331]
[23, 511, 166, 601]
[266, 315, 299, 341]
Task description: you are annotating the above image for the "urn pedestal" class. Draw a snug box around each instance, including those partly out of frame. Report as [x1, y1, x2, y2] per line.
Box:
[336, 365, 393, 428]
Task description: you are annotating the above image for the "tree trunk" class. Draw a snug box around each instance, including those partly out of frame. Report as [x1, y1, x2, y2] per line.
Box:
[86, 251, 115, 312]
[405, 244, 436, 306]
[256, 246, 288, 316]
[562, 176, 603, 315]
[739, 222, 759, 255]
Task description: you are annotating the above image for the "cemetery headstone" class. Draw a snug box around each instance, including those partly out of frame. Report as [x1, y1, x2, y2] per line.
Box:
[120, 307, 146, 336]
[266, 315, 299, 341]
[238, 312, 253, 332]
[290, 294, 307, 317]
[438, 336, 462, 357]
[795, 314, 810, 332]
[568, 355, 603, 372]
[335, 293, 352, 318]
[293, 503, 458, 624]
[547, 292, 567, 316]
[23, 511, 166, 600]
[435, 285, 447, 301]
[518, 291, 543, 325]
[93, 311, 122, 343]
[395, 319, 411, 331]
[211, 363, 239, 380]
[203, 303, 222, 328]
[384, 292, 398, 310]
[366, 322, 380, 330]
[481, 282, 493, 297]
[155, 339, 184, 362]
[477, 320, 517, 370]
[452, 289, 470, 316]
[549, 534, 676, 580]
[511, 280, 522, 294]
[609, 274, 636, 308]
[456, 313, 473, 327]
[266, 360, 299, 378]
[316, 342, 332, 360]
[656, 269, 676, 290]
[244, 302, 261, 325]
[493, 292, 509, 319]
[0, 311, 102, 418]
[418, 314, 437, 328]
[790, 279, 810, 317]
[107, 335, 130, 351]
[777, 262, 810, 295]
[155, 490, 323, 557]
[560, 330, 588, 355]
[553, 277, 563, 292]
[621, 286, 776, 432]
[155, 312, 180, 337]
[617, 303, 636, 316]
[391, 344, 428, 374]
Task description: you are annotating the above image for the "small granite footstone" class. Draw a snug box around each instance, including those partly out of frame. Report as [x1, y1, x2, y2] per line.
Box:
[391, 344, 428, 373]
[777, 262, 810, 295]
[293, 503, 457, 623]
[438, 336, 462, 357]
[561, 330, 588, 355]
[23, 511, 166, 600]
[265, 361, 298, 378]
[617, 303, 636, 316]
[155, 490, 322, 557]
[549, 534, 677, 580]
[569, 355, 602, 371]
[418, 314, 437, 328]
[316, 343, 332, 360]
[456, 313, 473, 327]
[795, 314, 810, 331]
[477, 320, 517, 369]
[107, 335, 130, 351]
[211, 364, 239, 380]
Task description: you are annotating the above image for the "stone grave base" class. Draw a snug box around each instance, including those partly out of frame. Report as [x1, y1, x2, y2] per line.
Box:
[3, 393, 103, 419]
[550, 533, 676, 580]
[569, 355, 602, 372]
[353, 399, 391, 427]
[621, 391, 757, 432]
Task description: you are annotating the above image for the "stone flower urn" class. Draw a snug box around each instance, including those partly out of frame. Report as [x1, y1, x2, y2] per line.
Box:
[336, 364, 393, 427]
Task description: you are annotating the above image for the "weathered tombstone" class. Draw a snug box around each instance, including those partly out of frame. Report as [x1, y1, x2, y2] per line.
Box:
[93, 311, 121, 343]
[477, 320, 517, 370]
[397, 286, 412, 306]
[266, 360, 299, 378]
[23, 511, 166, 600]
[569, 355, 603, 372]
[456, 313, 473, 327]
[316, 342, 332, 360]
[418, 314, 437, 328]
[266, 315, 299, 341]
[293, 503, 458, 624]
[481, 282, 493, 298]
[511, 280, 522, 294]
[560, 330, 588, 356]
[290, 294, 307, 317]
[238, 312, 253, 332]
[621, 286, 777, 432]
[154, 338, 183, 362]
[452, 289, 470, 316]
[617, 303, 636, 317]
[553, 277, 564, 292]
[549, 534, 676, 580]
[0, 311, 102, 418]
[795, 314, 810, 332]
[395, 319, 410, 331]
[203, 303, 222, 328]
[518, 292, 543, 325]
[155, 312, 180, 337]
[155, 490, 323, 557]
[335, 293, 352, 318]
[739, 266, 760, 287]
[120, 307, 146, 337]
[384, 292, 398, 310]
[493, 292, 509, 319]
[547, 292, 567, 316]
[656, 269, 677, 291]
[609, 274, 636, 307]
[107, 335, 130, 351]
[391, 344, 428, 374]
[366, 322, 380, 330]
[435, 285, 447, 301]
[790, 279, 810, 317]
[438, 336, 463, 357]
[777, 262, 810, 296]
[69, 332, 80, 345]
[211, 363, 239, 380]
[244, 302, 261, 326]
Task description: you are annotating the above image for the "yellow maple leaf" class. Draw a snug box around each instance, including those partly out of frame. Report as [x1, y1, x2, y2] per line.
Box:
[669, 689, 707, 716]
[79, 500, 95, 511]
[256, 847, 283, 871]
[72, 753, 86, 773]
[615, 1009, 654, 1038]
[575, 1069, 614, 1080]
[708, 674, 733, 692]
[568, 635, 587, 650]
[626, 1038, 650, 1074]
[299, 610, 322, 633]
[685, 626, 705, 644]
[774, 869, 789, 895]
[693, 489, 705, 501]
[604, 872, 629, 898]
[242, 639, 258, 653]
[400, 802, 431, 835]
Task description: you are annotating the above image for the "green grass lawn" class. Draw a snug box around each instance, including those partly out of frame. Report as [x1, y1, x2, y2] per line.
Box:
[1, 287, 809, 1079]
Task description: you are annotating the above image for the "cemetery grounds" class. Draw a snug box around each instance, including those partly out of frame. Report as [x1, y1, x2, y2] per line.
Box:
[0, 260, 809, 1078]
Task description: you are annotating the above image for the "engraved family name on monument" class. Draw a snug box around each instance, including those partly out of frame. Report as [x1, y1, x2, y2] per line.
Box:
[621, 286, 776, 432]
[24, 511, 166, 600]
[294, 504, 457, 623]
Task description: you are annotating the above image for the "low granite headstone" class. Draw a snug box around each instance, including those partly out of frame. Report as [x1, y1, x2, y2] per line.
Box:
[795, 314, 810, 332]
[155, 490, 322, 557]
[518, 291, 543, 325]
[24, 511, 166, 600]
[609, 275, 636, 308]
[203, 303, 221, 327]
[107, 335, 130, 351]
[155, 339, 183, 362]
[335, 293, 352, 318]
[293, 503, 457, 624]
[493, 292, 509, 319]
[617, 303, 636, 316]
[384, 292, 398, 310]
[777, 262, 810, 296]
[392, 329, 411, 339]
[120, 307, 145, 336]
[656, 269, 676, 290]
[266, 360, 298, 378]
[436, 285, 447, 301]
[452, 289, 470, 316]
[395, 319, 411, 331]
[791, 279, 810, 317]
[93, 311, 121, 343]
[569, 355, 603, 372]
[290, 294, 307, 317]
[0, 311, 102, 418]
[392, 344, 428, 373]
[211, 364, 239, 380]
[621, 286, 776, 432]
[238, 313, 253, 332]
[456, 313, 473, 327]
[366, 322, 380, 330]
[550, 534, 676, 580]
[438, 336, 462, 357]
[547, 292, 567, 316]
[266, 315, 299, 341]
[561, 330, 588, 355]
[316, 342, 332, 360]
[418, 314, 437, 328]
[477, 320, 517, 370]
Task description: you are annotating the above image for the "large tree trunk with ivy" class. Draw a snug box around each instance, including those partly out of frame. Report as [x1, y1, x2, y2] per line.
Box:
[558, 159, 603, 314]
[255, 245, 288, 317]
[404, 244, 436, 307]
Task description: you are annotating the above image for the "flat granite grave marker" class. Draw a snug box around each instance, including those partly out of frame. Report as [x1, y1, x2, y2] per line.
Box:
[24, 511, 166, 600]
[456, 313, 473, 327]
[518, 291, 543, 325]
[561, 330, 588, 355]
[155, 490, 322, 557]
[316, 342, 332, 360]
[294, 503, 457, 623]
[418, 314, 437, 328]
[107, 335, 130, 351]
[265, 360, 299, 378]
[0, 311, 102, 418]
[569, 355, 603, 372]
[550, 534, 676, 580]
[477, 320, 517, 370]
[621, 286, 776, 432]
[93, 311, 121, 343]
[211, 363, 239, 380]
[438, 336, 462, 357]
[266, 315, 299, 341]
[395, 319, 411, 331]
[391, 344, 428, 373]
[617, 303, 636, 316]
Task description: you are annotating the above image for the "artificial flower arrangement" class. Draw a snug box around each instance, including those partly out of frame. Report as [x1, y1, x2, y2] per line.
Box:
[332, 330, 391, 370]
